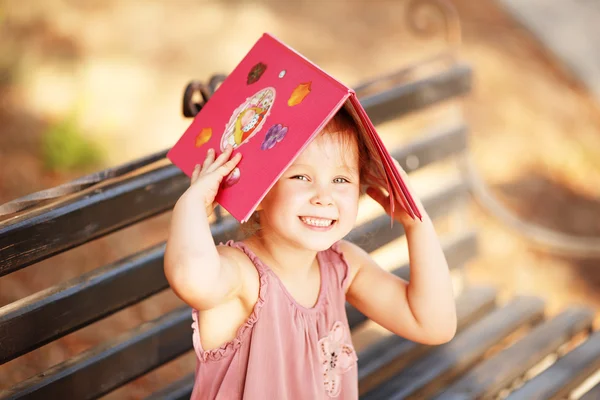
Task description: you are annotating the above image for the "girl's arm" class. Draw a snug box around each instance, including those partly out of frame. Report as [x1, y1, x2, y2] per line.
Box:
[344, 162, 457, 345]
[164, 146, 245, 311]
[342, 217, 457, 345]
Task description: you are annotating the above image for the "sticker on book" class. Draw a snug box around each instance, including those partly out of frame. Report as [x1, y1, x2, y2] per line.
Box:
[288, 82, 311, 107]
[221, 87, 276, 150]
[195, 127, 212, 147]
[247, 62, 267, 85]
[261, 123, 288, 150]
[223, 167, 241, 188]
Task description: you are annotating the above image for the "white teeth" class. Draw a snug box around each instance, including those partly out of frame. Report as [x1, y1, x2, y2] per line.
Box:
[300, 217, 334, 227]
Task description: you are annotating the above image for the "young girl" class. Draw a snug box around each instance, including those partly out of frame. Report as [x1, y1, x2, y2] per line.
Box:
[164, 108, 457, 399]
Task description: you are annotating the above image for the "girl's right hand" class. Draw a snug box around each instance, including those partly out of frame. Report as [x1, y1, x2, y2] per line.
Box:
[189, 145, 242, 217]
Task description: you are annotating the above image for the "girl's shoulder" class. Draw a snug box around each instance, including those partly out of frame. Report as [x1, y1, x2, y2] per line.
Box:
[218, 240, 273, 269]
[328, 240, 372, 292]
[216, 240, 264, 301]
[217, 240, 261, 268]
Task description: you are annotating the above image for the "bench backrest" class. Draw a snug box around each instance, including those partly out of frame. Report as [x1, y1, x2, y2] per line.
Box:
[0, 60, 473, 399]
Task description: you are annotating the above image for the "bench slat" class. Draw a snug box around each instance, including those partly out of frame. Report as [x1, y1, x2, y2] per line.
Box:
[0, 165, 189, 277]
[581, 381, 600, 400]
[433, 307, 595, 400]
[361, 296, 546, 400]
[346, 179, 469, 254]
[361, 64, 472, 126]
[1, 125, 467, 278]
[0, 218, 238, 366]
[386, 125, 467, 174]
[1, 306, 192, 400]
[145, 373, 194, 400]
[357, 286, 496, 394]
[347, 230, 477, 328]
[505, 330, 600, 400]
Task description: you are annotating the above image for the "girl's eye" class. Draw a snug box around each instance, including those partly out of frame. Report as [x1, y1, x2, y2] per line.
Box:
[291, 175, 309, 181]
[333, 177, 350, 184]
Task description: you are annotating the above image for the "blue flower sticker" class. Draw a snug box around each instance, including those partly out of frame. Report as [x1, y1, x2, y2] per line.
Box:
[261, 123, 288, 150]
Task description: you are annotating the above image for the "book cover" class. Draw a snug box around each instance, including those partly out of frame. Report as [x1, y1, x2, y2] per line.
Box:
[167, 33, 421, 223]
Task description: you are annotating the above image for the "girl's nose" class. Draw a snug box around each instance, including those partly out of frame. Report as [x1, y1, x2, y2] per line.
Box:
[310, 187, 334, 206]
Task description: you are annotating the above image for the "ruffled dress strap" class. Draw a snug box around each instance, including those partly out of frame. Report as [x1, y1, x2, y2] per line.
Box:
[326, 241, 353, 292]
[191, 240, 269, 362]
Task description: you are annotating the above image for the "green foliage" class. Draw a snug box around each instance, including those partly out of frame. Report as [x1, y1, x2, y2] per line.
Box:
[42, 115, 104, 173]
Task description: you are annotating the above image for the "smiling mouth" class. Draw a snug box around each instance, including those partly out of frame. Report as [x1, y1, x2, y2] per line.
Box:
[299, 216, 336, 227]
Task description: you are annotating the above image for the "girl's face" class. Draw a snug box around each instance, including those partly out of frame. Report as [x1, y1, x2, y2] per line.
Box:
[258, 133, 360, 251]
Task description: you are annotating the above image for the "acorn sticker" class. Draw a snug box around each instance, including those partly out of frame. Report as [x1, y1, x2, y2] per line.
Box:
[247, 62, 267, 85]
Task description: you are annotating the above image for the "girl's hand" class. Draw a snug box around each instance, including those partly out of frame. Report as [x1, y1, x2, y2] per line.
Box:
[188, 145, 242, 217]
[366, 158, 427, 229]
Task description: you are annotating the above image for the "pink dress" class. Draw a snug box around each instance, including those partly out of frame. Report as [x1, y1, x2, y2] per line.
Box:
[190, 241, 359, 399]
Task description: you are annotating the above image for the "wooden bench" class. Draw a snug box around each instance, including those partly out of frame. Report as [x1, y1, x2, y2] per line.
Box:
[1, 55, 600, 400]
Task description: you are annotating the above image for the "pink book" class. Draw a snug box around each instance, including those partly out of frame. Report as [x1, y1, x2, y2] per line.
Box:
[167, 33, 422, 223]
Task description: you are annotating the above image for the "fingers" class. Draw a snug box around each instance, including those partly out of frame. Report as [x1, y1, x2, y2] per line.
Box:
[191, 146, 242, 186]
[202, 148, 215, 170]
[191, 164, 201, 185]
[216, 153, 242, 177]
[191, 147, 217, 185]
[205, 145, 234, 174]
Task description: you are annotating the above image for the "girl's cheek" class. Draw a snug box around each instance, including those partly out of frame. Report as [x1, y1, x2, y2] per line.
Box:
[335, 189, 360, 212]
[336, 184, 360, 197]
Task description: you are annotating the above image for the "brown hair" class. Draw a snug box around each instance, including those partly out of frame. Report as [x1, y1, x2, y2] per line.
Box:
[318, 106, 385, 192]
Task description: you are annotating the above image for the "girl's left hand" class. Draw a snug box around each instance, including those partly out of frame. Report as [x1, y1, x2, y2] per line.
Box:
[366, 158, 427, 229]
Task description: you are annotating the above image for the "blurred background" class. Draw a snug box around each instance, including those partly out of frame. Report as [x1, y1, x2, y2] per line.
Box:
[1, 0, 600, 398]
